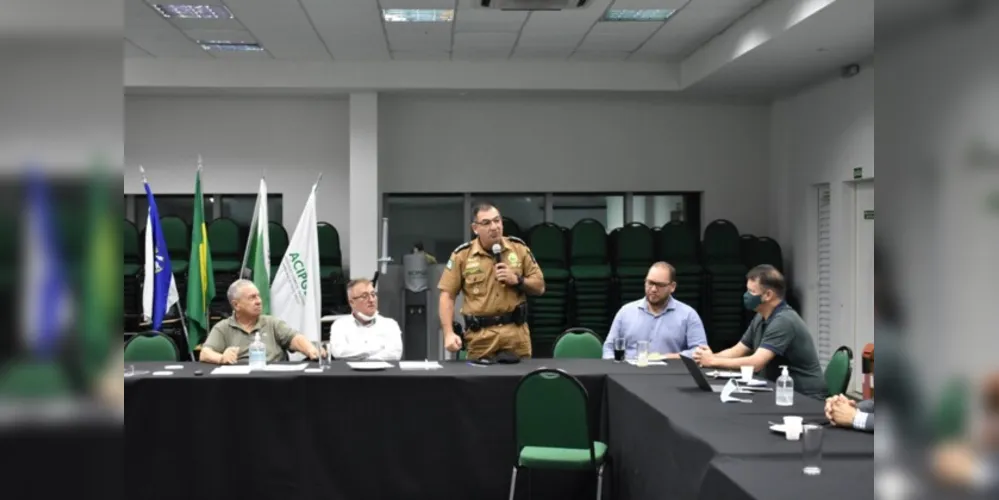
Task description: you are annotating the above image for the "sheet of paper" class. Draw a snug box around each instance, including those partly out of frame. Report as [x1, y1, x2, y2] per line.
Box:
[398, 361, 443, 370]
[347, 361, 394, 370]
[211, 366, 252, 375]
[626, 360, 667, 367]
[262, 363, 310, 372]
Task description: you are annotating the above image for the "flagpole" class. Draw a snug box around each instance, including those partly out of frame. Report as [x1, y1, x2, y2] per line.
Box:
[171, 299, 197, 361]
[240, 183, 262, 278]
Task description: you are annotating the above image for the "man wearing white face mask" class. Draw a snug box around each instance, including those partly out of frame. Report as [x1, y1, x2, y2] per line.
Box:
[328, 278, 403, 361]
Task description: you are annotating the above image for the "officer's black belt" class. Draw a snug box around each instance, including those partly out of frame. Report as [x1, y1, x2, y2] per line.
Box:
[464, 303, 526, 331]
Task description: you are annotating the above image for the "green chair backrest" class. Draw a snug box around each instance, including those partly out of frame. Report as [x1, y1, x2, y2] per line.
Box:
[124, 219, 140, 264]
[457, 350, 467, 361]
[702, 219, 741, 264]
[934, 376, 969, 441]
[570, 219, 608, 265]
[124, 333, 180, 362]
[740, 234, 759, 268]
[515, 368, 593, 455]
[0, 361, 72, 398]
[318, 222, 342, 267]
[268, 222, 289, 266]
[757, 237, 784, 272]
[527, 223, 567, 268]
[160, 216, 189, 261]
[658, 222, 698, 263]
[553, 329, 603, 359]
[208, 218, 242, 260]
[824, 346, 853, 396]
[615, 222, 654, 266]
[503, 217, 522, 240]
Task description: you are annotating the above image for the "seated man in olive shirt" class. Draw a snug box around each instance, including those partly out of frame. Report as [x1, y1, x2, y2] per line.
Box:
[200, 279, 321, 364]
[693, 265, 826, 398]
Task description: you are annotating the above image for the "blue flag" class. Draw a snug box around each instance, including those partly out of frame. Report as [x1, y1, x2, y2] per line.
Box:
[24, 170, 70, 360]
[143, 182, 179, 331]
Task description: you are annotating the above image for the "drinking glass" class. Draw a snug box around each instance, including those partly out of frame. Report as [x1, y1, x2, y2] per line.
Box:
[802, 424, 824, 475]
[124, 365, 135, 377]
[637, 340, 650, 367]
[613, 338, 626, 362]
[319, 341, 331, 370]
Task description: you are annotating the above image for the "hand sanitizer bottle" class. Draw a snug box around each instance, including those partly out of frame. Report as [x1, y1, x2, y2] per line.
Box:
[249, 332, 267, 370]
[776, 365, 794, 406]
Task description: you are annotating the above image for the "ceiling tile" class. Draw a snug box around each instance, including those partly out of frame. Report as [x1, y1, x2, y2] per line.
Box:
[170, 17, 245, 31]
[224, 0, 332, 61]
[451, 50, 510, 60]
[124, 39, 154, 57]
[182, 28, 256, 44]
[454, 8, 527, 33]
[577, 33, 649, 51]
[588, 20, 662, 38]
[125, 0, 212, 58]
[209, 48, 273, 59]
[570, 50, 631, 61]
[518, 0, 611, 43]
[386, 22, 453, 51]
[391, 50, 451, 61]
[510, 47, 573, 60]
[453, 31, 517, 49]
[608, 0, 689, 9]
[300, 0, 390, 60]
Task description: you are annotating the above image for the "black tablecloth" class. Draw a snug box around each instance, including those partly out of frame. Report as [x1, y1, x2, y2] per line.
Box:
[125, 359, 663, 500]
[697, 457, 875, 500]
[606, 374, 875, 500]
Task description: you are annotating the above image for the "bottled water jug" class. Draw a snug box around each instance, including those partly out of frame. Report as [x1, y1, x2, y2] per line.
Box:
[776, 365, 794, 406]
[249, 332, 267, 370]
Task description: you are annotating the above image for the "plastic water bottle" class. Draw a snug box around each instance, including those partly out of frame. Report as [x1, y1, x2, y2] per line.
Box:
[776, 365, 794, 406]
[248, 332, 267, 370]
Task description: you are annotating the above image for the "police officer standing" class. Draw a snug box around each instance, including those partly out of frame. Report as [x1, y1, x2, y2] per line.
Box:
[438, 202, 545, 360]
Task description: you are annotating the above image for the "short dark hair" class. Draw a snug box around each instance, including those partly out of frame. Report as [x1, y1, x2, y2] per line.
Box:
[470, 200, 499, 222]
[346, 278, 373, 294]
[746, 264, 786, 298]
[650, 261, 677, 283]
[413, 241, 425, 251]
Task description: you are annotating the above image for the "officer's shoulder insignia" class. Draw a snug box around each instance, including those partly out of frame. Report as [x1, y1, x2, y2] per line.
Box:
[507, 236, 527, 246]
[446, 259, 453, 270]
[451, 241, 472, 254]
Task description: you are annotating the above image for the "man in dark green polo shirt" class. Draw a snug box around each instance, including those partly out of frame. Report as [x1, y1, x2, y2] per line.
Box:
[693, 265, 826, 398]
[200, 279, 321, 364]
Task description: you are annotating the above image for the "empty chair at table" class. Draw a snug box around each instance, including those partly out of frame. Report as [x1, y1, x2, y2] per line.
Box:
[601, 262, 707, 361]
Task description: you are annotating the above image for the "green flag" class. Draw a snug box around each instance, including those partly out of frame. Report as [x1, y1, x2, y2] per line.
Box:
[186, 169, 215, 354]
[81, 165, 116, 385]
[241, 178, 271, 314]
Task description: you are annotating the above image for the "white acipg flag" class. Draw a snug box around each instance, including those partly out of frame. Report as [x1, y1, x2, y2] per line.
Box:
[270, 184, 322, 356]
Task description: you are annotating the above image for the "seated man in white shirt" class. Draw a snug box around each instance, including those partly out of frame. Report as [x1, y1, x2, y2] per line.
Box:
[329, 278, 403, 361]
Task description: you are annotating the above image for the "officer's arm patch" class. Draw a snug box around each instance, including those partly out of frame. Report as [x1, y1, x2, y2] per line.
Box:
[446, 259, 453, 270]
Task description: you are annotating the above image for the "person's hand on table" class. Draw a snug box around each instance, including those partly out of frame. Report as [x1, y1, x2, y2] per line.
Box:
[305, 346, 321, 360]
[933, 441, 980, 487]
[828, 398, 859, 427]
[444, 333, 463, 352]
[221, 347, 239, 365]
[692, 346, 715, 367]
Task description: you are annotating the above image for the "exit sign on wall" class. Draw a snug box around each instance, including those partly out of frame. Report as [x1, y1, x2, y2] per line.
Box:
[853, 167, 863, 179]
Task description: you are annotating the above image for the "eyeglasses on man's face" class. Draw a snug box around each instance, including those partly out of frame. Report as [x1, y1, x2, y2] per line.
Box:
[474, 216, 502, 228]
[352, 291, 377, 301]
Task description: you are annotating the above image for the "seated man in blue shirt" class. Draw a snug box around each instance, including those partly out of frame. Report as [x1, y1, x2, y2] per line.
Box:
[602, 262, 707, 360]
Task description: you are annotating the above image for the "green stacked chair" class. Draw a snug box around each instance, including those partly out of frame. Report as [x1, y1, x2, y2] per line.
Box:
[160, 216, 189, 276]
[613, 222, 655, 306]
[702, 219, 748, 352]
[207, 218, 242, 315]
[657, 222, 704, 314]
[552, 328, 603, 359]
[124, 332, 180, 362]
[503, 217, 523, 241]
[525, 223, 570, 355]
[123, 219, 141, 318]
[740, 234, 759, 269]
[318, 222, 347, 314]
[568, 219, 613, 338]
[268, 221, 289, 278]
[756, 237, 784, 273]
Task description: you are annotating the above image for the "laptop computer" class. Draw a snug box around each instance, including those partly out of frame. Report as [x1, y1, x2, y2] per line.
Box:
[680, 355, 728, 393]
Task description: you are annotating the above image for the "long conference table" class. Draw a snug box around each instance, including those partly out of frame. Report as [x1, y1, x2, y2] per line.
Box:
[125, 359, 874, 500]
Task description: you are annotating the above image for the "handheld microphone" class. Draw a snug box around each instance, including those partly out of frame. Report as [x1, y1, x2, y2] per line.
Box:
[491, 243, 503, 263]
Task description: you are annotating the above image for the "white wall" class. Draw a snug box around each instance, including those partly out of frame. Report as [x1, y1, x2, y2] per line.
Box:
[123, 96, 351, 262]
[769, 65, 874, 373]
[379, 94, 773, 236]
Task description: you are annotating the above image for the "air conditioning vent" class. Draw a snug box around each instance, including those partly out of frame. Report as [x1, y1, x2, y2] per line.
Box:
[479, 0, 589, 11]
